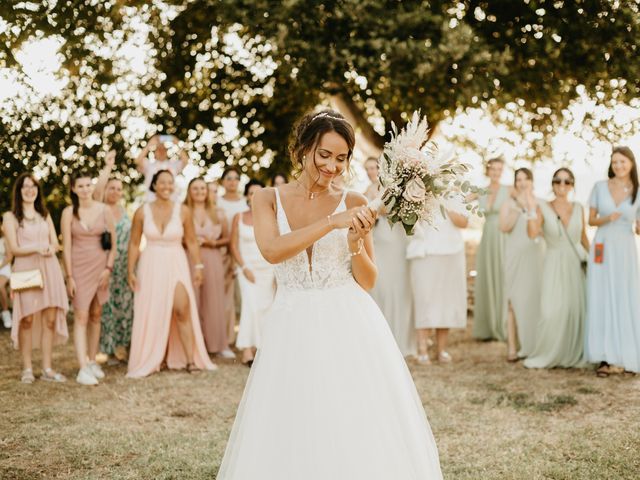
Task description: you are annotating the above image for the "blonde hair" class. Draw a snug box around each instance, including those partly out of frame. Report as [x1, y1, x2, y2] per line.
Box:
[184, 177, 220, 225]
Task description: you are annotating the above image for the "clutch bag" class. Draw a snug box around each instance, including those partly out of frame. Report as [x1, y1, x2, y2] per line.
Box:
[10, 269, 44, 291]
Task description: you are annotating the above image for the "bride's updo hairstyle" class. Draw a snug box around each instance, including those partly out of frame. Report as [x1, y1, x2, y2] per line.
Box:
[288, 109, 355, 177]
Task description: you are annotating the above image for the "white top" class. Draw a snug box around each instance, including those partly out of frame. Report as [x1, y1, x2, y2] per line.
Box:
[407, 197, 468, 258]
[218, 196, 249, 228]
[144, 158, 184, 201]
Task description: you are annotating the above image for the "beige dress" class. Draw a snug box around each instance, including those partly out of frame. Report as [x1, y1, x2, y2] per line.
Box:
[10, 215, 69, 349]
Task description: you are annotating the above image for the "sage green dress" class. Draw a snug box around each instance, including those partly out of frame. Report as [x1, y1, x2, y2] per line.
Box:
[503, 198, 545, 358]
[524, 202, 587, 368]
[472, 185, 509, 341]
[99, 208, 134, 355]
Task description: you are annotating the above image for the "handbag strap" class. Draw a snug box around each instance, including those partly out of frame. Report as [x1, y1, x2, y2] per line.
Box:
[549, 201, 583, 264]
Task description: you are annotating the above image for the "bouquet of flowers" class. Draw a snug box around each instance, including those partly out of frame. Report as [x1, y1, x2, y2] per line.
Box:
[370, 111, 481, 235]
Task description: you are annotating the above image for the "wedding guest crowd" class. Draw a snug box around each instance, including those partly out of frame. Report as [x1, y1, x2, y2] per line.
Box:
[2, 136, 639, 384]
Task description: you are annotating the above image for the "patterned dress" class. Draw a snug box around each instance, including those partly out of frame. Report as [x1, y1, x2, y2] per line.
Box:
[99, 207, 134, 355]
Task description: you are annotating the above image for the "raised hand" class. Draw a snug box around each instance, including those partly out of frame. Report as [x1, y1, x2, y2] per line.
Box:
[105, 150, 116, 168]
[330, 206, 376, 230]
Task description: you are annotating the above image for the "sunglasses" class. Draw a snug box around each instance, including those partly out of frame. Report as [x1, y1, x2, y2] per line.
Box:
[552, 178, 574, 186]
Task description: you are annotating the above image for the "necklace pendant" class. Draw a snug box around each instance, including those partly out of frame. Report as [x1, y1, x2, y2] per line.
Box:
[310, 192, 315, 200]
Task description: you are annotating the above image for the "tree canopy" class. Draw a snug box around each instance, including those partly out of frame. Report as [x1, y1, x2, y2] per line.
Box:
[1, 0, 639, 216]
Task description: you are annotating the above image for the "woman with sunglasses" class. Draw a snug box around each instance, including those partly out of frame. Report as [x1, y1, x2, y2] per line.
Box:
[585, 146, 640, 376]
[499, 168, 544, 362]
[524, 168, 589, 369]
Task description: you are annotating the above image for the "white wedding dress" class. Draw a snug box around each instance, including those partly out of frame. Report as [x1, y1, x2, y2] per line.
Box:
[216, 189, 442, 480]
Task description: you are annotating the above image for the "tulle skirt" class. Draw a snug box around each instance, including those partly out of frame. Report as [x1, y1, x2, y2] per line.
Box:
[216, 280, 442, 480]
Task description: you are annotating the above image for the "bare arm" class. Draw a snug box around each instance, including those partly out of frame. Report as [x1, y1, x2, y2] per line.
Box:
[60, 207, 76, 297]
[174, 137, 189, 173]
[135, 137, 156, 173]
[0, 241, 12, 269]
[588, 207, 620, 227]
[581, 206, 590, 250]
[93, 150, 115, 201]
[229, 214, 243, 267]
[447, 210, 469, 229]
[104, 205, 117, 268]
[346, 192, 377, 291]
[499, 200, 520, 233]
[526, 207, 543, 239]
[182, 205, 202, 266]
[46, 215, 60, 252]
[1, 212, 39, 256]
[252, 188, 361, 264]
[127, 206, 144, 290]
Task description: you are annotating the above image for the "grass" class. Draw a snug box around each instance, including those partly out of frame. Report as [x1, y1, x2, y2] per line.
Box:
[1, 322, 639, 480]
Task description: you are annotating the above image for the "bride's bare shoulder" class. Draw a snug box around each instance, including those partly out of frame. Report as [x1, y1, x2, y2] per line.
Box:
[344, 190, 368, 208]
[253, 187, 278, 208]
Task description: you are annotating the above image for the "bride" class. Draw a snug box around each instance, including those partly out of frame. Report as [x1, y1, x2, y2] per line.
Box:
[216, 110, 442, 479]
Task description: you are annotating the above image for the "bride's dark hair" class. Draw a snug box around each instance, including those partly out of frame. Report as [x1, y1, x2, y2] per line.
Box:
[288, 109, 355, 176]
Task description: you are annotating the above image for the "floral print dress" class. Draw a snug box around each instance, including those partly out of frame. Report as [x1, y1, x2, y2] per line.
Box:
[99, 207, 134, 355]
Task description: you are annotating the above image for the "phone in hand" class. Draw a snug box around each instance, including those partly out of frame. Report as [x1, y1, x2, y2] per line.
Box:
[594, 243, 604, 264]
[159, 134, 173, 143]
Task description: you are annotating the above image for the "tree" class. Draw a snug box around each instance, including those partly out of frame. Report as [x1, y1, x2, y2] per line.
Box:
[1, 0, 639, 217]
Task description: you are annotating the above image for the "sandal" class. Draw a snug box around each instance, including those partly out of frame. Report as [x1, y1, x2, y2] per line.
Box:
[596, 362, 610, 377]
[186, 363, 201, 374]
[41, 368, 67, 383]
[21, 368, 35, 384]
[438, 351, 452, 364]
[416, 354, 431, 365]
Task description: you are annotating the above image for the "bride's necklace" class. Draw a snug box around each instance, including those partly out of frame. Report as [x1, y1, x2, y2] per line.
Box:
[296, 180, 329, 200]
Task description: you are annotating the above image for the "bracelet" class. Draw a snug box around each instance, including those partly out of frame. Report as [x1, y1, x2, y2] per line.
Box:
[525, 209, 537, 220]
[194, 263, 205, 270]
[349, 238, 364, 257]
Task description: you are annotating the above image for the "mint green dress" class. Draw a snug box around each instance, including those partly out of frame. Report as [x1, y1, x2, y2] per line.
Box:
[473, 185, 509, 340]
[524, 203, 587, 368]
[503, 198, 545, 357]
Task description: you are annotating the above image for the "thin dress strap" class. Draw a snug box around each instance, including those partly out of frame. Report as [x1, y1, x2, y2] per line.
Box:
[273, 188, 291, 233]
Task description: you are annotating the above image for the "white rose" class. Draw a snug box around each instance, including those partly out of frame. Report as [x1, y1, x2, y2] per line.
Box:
[402, 177, 427, 203]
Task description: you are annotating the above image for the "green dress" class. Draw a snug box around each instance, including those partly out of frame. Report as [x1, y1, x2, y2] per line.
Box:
[473, 185, 509, 340]
[524, 202, 587, 368]
[503, 198, 545, 358]
[100, 208, 134, 355]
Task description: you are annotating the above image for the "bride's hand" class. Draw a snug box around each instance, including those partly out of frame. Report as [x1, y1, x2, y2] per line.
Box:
[347, 207, 376, 242]
[330, 207, 376, 230]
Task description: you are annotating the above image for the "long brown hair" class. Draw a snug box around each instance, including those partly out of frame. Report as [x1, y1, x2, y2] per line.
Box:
[608, 146, 639, 203]
[288, 109, 356, 179]
[12, 173, 49, 223]
[69, 171, 92, 219]
[184, 177, 220, 225]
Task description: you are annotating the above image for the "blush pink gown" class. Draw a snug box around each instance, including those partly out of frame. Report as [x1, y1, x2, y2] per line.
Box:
[127, 202, 216, 378]
[191, 216, 227, 353]
[70, 209, 109, 311]
[11, 215, 69, 349]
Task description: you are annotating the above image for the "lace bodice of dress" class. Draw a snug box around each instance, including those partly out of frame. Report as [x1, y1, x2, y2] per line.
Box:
[274, 188, 353, 290]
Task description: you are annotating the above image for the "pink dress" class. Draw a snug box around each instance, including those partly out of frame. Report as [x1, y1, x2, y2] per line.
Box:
[71, 209, 110, 311]
[127, 202, 216, 378]
[11, 216, 69, 349]
[191, 216, 227, 353]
